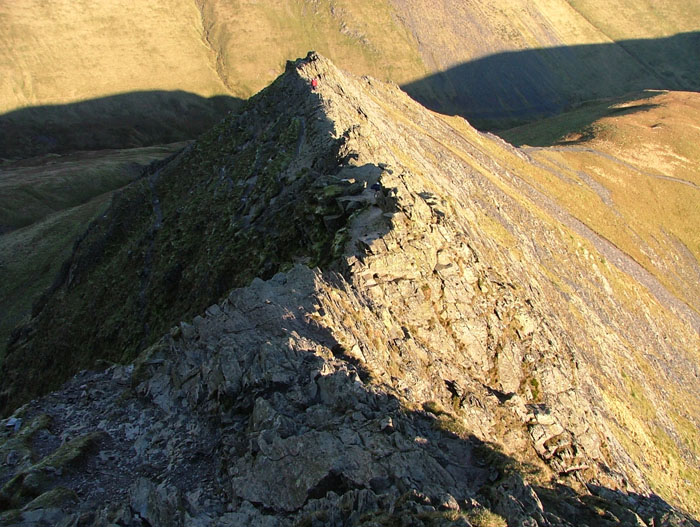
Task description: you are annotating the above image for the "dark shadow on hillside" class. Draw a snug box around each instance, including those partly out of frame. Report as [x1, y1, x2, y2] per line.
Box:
[0, 58, 368, 414]
[0, 90, 242, 159]
[3, 259, 698, 525]
[0, 51, 698, 523]
[401, 32, 700, 131]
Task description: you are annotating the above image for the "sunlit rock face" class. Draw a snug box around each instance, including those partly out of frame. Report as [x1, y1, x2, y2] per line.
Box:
[1, 54, 698, 526]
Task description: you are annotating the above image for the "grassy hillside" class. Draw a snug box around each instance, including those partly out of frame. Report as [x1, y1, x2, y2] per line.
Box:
[486, 90, 700, 506]
[565, 0, 700, 39]
[195, 0, 427, 97]
[501, 90, 700, 315]
[0, 92, 239, 159]
[3, 1, 698, 135]
[400, 32, 699, 129]
[0, 3, 240, 158]
[198, 0, 699, 127]
[437, 102, 700, 514]
[0, 196, 109, 363]
[0, 144, 185, 232]
[0, 144, 183, 361]
[0, 0, 229, 113]
[565, 0, 700, 89]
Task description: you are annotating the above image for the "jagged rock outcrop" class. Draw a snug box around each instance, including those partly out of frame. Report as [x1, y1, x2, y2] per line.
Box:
[1, 53, 698, 525]
[1, 266, 696, 526]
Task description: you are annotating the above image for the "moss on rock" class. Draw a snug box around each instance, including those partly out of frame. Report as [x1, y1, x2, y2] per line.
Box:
[0, 431, 102, 509]
[0, 60, 360, 415]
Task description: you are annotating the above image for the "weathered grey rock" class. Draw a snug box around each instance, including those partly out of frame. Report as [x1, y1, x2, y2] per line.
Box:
[0, 53, 698, 527]
[130, 478, 184, 527]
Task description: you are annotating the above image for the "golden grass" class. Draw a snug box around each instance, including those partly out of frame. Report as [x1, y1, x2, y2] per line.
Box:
[437, 92, 700, 517]
[465, 509, 508, 527]
[197, 0, 427, 99]
[6, 0, 696, 119]
[507, 92, 700, 313]
[603, 390, 700, 516]
[565, 0, 700, 39]
[0, 0, 229, 113]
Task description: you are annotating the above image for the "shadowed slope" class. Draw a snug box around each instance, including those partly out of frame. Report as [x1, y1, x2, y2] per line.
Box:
[0, 144, 186, 364]
[0, 91, 240, 159]
[2, 53, 699, 517]
[401, 32, 700, 129]
[1, 63, 352, 409]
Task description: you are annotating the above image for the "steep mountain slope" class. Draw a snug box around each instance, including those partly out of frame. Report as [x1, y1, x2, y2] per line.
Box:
[3, 0, 698, 144]
[0, 1, 228, 113]
[501, 90, 700, 317]
[1, 54, 698, 525]
[192, 0, 700, 128]
[193, 0, 427, 96]
[0, 2, 241, 158]
[0, 92, 239, 160]
[0, 143, 185, 362]
[391, 0, 699, 123]
[0, 145, 186, 234]
[564, 0, 700, 39]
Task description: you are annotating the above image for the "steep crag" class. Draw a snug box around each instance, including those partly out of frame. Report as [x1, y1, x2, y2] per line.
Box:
[1, 54, 698, 525]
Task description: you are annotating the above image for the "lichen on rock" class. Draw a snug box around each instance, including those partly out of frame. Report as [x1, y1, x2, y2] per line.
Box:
[0, 52, 698, 526]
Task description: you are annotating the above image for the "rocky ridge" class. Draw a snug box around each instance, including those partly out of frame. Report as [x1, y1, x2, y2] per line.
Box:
[1, 53, 699, 525]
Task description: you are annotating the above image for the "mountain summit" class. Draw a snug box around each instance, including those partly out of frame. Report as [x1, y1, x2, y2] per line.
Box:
[1, 53, 698, 526]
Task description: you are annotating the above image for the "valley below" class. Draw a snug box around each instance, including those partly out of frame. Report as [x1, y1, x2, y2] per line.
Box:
[1, 2, 699, 526]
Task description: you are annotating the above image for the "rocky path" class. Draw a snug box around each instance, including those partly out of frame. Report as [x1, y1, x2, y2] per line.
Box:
[0, 266, 499, 526]
[1, 53, 699, 526]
